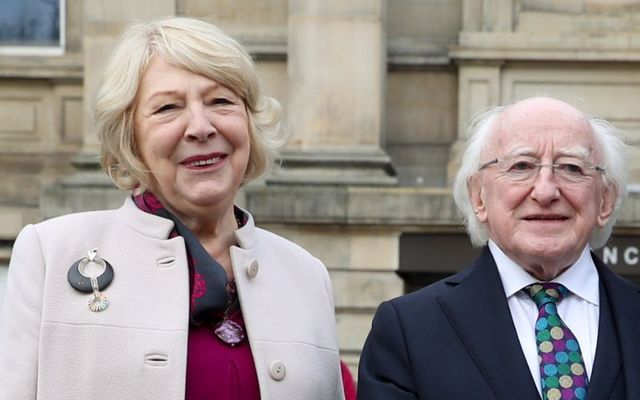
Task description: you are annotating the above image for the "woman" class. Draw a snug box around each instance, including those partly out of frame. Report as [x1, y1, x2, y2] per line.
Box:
[0, 17, 345, 400]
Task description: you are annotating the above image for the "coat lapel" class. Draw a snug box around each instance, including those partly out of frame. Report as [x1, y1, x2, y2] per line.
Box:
[437, 248, 540, 400]
[586, 278, 622, 400]
[594, 254, 640, 399]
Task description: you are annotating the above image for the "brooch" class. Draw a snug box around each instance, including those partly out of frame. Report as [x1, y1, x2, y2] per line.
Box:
[67, 248, 114, 312]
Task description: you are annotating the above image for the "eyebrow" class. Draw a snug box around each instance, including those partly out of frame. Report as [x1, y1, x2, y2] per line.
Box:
[144, 82, 225, 104]
[503, 147, 535, 158]
[556, 146, 592, 159]
[502, 146, 593, 160]
[145, 90, 179, 103]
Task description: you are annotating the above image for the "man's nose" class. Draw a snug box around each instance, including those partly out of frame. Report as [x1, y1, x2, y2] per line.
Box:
[185, 105, 215, 141]
[530, 165, 561, 204]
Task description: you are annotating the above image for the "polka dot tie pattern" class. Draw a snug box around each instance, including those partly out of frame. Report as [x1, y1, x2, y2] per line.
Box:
[525, 283, 588, 400]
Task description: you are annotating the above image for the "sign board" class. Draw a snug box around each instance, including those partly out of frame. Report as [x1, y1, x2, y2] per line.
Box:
[400, 233, 640, 286]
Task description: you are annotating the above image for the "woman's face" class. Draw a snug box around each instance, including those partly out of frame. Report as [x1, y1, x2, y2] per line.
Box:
[133, 56, 250, 216]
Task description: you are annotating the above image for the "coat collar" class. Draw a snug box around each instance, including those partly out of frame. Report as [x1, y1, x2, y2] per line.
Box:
[116, 196, 175, 239]
[587, 270, 622, 400]
[116, 196, 259, 250]
[438, 247, 541, 400]
[233, 205, 258, 250]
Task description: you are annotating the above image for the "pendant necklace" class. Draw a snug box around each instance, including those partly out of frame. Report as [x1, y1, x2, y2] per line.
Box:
[213, 280, 245, 346]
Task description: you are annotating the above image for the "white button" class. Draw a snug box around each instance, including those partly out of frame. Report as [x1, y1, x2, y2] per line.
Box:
[247, 259, 259, 279]
[269, 360, 286, 381]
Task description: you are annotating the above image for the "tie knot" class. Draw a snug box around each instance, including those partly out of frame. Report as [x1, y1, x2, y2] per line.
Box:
[525, 282, 568, 308]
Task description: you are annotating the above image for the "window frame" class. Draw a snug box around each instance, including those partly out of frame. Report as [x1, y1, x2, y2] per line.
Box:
[0, 0, 66, 56]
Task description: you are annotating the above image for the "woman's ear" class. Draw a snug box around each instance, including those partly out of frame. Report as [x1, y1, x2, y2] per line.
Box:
[597, 182, 617, 227]
[468, 175, 488, 222]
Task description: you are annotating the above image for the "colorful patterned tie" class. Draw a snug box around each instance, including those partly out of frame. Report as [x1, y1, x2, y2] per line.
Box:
[525, 283, 588, 400]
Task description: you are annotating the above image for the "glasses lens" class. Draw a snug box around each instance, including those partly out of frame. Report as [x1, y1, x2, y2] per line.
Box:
[499, 157, 538, 181]
[499, 157, 598, 184]
[554, 158, 594, 183]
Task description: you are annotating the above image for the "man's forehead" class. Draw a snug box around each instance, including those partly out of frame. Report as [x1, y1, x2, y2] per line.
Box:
[491, 101, 592, 140]
[487, 128, 597, 156]
[497, 145, 595, 159]
[503, 96, 585, 117]
[484, 100, 600, 160]
[498, 100, 588, 131]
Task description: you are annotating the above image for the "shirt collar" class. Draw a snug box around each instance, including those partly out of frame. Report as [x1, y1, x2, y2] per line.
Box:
[489, 240, 599, 306]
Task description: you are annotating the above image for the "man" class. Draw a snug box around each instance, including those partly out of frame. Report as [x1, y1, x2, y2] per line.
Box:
[357, 97, 640, 400]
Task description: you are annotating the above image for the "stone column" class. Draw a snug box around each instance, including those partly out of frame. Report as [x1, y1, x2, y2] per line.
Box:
[42, 1, 176, 217]
[275, 0, 396, 186]
[80, 0, 176, 161]
[446, 62, 503, 181]
[462, 0, 514, 33]
[447, 0, 512, 182]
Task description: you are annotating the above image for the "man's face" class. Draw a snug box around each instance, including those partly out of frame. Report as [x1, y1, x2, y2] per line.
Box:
[470, 97, 616, 279]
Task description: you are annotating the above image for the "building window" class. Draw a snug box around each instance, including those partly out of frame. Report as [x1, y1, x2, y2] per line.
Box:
[0, 0, 65, 56]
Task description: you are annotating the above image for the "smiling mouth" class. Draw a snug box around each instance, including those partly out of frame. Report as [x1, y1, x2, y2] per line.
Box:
[523, 216, 568, 221]
[186, 156, 223, 167]
[181, 153, 226, 168]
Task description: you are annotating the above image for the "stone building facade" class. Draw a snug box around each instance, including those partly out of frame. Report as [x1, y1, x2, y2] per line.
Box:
[2, 0, 640, 376]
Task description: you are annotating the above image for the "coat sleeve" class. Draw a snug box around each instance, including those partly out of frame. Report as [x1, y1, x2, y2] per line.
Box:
[0, 225, 45, 399]
[357, 300, 418, 400]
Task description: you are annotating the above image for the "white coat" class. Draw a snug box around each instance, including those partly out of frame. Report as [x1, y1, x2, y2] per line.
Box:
[0, 197, 344, 400]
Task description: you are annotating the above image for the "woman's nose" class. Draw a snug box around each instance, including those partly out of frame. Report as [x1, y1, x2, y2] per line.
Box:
[185, 105, 215, 141]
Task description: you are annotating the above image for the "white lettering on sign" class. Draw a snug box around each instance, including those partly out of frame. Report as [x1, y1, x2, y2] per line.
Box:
[603, 246, 617, 265]
[624, 246, 639, 266]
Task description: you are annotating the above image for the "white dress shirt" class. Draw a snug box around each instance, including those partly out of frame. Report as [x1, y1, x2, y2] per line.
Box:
[489, 240, 600, 396]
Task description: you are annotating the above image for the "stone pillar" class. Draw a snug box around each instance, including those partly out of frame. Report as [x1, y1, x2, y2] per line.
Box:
[448, 0, 511, 182]
[42, 0, 177, 218]
[80, 0, 176, 161]
[481, 0, 514, 32]
[275, 0, 396, 186]
[462, 0, 514, 33]
[446, 62, 502, 181]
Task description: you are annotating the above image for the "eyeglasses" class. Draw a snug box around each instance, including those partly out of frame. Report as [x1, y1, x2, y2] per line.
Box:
[478, 156, 606, 184]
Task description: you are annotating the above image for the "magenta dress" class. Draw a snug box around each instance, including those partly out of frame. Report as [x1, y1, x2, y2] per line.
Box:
[185, 309, 261, 399]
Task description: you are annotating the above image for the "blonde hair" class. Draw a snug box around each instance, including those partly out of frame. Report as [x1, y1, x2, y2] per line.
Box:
[94, 17, 285, 192]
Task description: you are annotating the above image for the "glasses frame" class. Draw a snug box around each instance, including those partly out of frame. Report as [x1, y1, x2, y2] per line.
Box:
[478, 157, 606, 184]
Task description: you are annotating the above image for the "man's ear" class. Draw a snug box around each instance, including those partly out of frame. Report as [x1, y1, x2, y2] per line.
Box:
[468, 175, 488, 222]
[597, 182, 617, 227]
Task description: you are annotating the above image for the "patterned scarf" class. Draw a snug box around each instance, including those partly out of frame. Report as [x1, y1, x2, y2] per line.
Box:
[133, 191, 246, 326]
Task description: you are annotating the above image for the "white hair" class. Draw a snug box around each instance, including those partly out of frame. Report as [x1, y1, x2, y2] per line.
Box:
[453, 98, 629, 249]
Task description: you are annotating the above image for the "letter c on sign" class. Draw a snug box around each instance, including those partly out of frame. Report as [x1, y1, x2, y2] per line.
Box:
[623, 247, 639, 266]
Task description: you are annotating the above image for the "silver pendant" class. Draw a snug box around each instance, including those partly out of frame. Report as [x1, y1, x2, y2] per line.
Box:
[214, 319, 245, 346]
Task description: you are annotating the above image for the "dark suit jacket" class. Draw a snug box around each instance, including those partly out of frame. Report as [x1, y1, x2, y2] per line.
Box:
[357, 247, 640, 399]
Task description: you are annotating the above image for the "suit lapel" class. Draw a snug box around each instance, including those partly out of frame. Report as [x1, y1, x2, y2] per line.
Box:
[586, 278, 622, 400]
[594, 254, 640, 399]
[437, 248, 540, 400]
